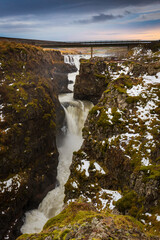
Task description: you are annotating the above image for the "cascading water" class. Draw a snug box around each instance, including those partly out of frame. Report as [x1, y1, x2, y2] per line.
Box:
[21, 54, 93, 234]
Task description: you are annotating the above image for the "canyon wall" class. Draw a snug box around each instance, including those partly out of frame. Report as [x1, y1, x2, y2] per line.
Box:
[0, 41, 74, 239]
[65, 48, 160, 236]
[18, 47, 160, 239]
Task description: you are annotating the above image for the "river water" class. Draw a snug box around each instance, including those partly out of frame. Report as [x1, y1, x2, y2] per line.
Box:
[21, 54, 93, 234]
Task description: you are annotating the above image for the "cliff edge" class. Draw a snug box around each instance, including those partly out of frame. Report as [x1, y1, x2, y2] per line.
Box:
[0, 41, 69, 239]
[65, 47, 160, 237]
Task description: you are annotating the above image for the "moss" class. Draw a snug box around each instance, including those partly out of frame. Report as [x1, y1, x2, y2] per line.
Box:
[111, 108, 122, 124]
[113, 74, 134, 94]
[89, 106, 103, 116]
[73, 149, 83, 157]
[97, 109, 112, 128]
[80, 59, 90, 64]
[43, 202, 98, 230]
[114, 85, 126, 94]
[59, 229, 70, 239]
[126, 96, 140, 104]
[140, 165, 160, 181]
[94, 73, 106, 79]
[115, 191, 144, 218]
[18, 201, 157, 239]
[104, 89, 111, 94]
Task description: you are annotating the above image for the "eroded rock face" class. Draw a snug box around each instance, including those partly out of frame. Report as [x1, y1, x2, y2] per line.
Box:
[50, 60, 77, 93]
[0, 41, 67, 239]
[17, 202, 159, 240]
[74, 58, 109, 104]
[65, 47, 160, 236]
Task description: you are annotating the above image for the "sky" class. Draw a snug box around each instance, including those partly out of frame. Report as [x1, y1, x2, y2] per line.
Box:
[0, 0, 160, 41]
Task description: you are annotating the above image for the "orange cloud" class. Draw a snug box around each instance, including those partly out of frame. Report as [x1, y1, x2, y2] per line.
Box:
[86, 27, 160, 41]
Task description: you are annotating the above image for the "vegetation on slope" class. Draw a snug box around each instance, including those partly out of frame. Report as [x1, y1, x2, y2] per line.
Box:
[0, 41, 65, 239]
[65, 47, 160, 236]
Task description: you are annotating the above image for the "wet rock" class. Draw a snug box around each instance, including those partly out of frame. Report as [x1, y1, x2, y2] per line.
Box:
[74, 58, 109, 104]
[17, 202, 160, 240]
[65, 48, 160, 235]
[0, 41, 67, 239]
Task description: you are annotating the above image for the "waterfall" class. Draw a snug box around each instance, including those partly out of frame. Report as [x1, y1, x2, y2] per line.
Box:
[21, 55, 93, 234]
[64, 55, 75, 65]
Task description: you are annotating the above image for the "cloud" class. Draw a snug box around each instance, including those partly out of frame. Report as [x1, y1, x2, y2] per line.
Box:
[0, 0, 160, 41]
[0, 0, 160, 17]
[121, 11, 160, 24]
[132, 11, 160, 22]
[74, 13, 123, 24]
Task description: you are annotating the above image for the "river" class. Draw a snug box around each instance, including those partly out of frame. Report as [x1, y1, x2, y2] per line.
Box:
[21, 54, 93, 234]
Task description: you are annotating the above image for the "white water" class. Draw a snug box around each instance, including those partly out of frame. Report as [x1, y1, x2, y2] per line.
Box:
[21, 55, 93, 234]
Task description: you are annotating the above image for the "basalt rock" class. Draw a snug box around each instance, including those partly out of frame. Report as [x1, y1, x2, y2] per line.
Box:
[74, 58, 109, 104]
[0, 41, 66, 239]
[17, 202, 159, 240]
[65, 48, 160, 237]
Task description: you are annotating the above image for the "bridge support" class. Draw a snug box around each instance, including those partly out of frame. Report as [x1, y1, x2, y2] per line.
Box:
[91, 47, 93, 58]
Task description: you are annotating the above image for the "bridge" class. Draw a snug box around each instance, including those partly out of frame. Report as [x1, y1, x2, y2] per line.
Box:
[38, 40, 159, 57]
[0, 37, 159, 57]
[38, 40, 159, 48]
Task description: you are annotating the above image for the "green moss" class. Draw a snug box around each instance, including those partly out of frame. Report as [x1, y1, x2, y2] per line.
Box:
[94, 73, 106, 79]
[113, 74, 133, 94]
[89, 106, 103, 115]
[140, 165, 160, 181]
[104, 89, 111, 94]
[114, 85, 126, 94]
[43, 202, 98, 230]
[97, 109, 112, 128]
[73, 149, 84, 157]
[126, 96, 140, 104]
[115, 191, 144, 218]
[59, 229, 70, 239]
[80, 59, 90, 63]
[111, 108, 122, 124]
[18, 201, 157, 240]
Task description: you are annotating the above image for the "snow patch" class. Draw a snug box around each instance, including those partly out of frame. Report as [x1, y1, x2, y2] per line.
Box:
[93, 162, 105, 174]
[80, 160, 90, 177]
[156, 215, 160, 221]
[0, 174, 21, 193]
[99, 188, 122, 210]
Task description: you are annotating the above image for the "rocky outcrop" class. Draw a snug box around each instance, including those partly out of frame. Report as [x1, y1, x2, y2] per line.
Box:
[17, 201, 159, 240]
[65, 47, 160, 237]
[0, 41, 69, 239]
[74, 58, 110, 104]
[50, 60, 77, 93]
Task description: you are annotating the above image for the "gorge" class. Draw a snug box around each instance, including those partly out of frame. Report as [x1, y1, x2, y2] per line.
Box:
[21, 55, 93, 234]
[0, 41, 160, 240]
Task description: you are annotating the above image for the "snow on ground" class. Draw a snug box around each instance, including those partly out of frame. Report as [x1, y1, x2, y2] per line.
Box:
[156, 215, 160, 221]
[71, 181, 78, 189]
[0, 113, 5, 122]
[78, 159, 90, 177]
[105, 108, 113, 124]
[106, 70, 160, 167]
[0, 174, 21, 193]
[93, 162, 105, 174]
[99, 188, 122, 210]
[67, 187, 122, 211]
[76, 159, 107, 178]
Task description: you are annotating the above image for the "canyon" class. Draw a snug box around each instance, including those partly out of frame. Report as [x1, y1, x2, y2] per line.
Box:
[0, 40, 160, 240]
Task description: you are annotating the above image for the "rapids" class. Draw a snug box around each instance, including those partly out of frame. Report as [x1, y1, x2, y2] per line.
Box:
[21, 54, 93, 234]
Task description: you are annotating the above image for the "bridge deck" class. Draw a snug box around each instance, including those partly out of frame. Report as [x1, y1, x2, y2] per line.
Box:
[0, 37, 159, 48]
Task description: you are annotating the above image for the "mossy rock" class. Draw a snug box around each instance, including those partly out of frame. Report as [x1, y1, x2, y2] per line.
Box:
[17, 201, 158, 240]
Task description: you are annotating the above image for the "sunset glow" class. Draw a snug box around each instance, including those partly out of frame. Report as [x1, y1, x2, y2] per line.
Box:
[0, 0, 159, 41]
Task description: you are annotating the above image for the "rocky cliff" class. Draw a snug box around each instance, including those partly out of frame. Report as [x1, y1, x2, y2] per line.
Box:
[17, 201, 159, 240]
[0, 41, 72, 239]
[17, 47, 160, 240]
[74, 58, 109, 104]
[65, 47, 160, 237]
